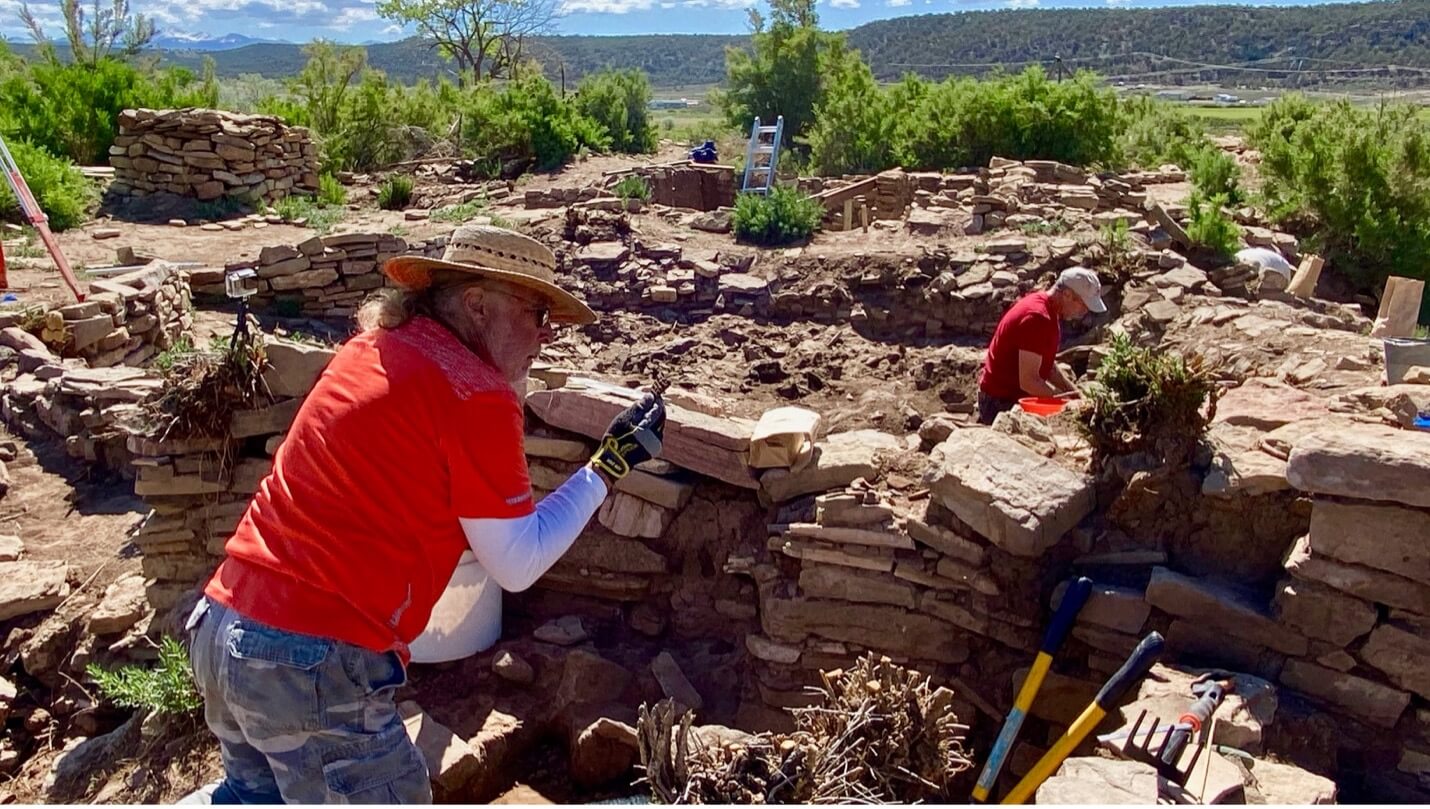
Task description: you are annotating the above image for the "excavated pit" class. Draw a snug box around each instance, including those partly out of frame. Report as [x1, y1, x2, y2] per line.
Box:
[1, 156, 1427, 804]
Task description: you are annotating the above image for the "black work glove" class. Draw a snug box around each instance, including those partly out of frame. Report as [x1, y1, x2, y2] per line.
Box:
[590, 391, 666, 480]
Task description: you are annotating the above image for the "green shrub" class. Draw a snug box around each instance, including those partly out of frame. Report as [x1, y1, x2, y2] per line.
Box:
[1078, 332, 1218, 464]
[1185, 191, 1242, 258]
[0, 58, 216, 165]
[0, 140, 92, 231]
[1188, 146, 1242, 205]
[575, 68, 657, 154]
[1250, 96, 1430, 297]
[86, 636, 202, 715]
[318, 173, 347, 206]
[612, 175, 650, 202]
[378, 175, 414, 210]
[461, 71, 608, 173]
[732, 185, 823, 245]
[1117, 97, 1207, 170]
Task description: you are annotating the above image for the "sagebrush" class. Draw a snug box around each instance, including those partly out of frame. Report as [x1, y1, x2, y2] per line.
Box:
[1185, 191, 1242, 258]
[612, 174, 651, 202]
[1079, 332, 1219, 463]
[732, 185, 823, 245]
[1251, 95, 1430, 306]
[87, 636, 202, 715]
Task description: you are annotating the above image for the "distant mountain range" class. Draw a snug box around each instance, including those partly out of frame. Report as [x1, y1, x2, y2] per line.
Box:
[148, 32, 284, 51]
[11, 0, 1429, 88]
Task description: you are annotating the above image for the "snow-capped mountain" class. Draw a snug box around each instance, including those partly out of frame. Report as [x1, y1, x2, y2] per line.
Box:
[149, 32, 282, 51]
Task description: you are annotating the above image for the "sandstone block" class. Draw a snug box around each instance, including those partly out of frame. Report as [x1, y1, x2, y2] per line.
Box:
[0, 561, 69, 621]
[1308, 499, 1430, 585]
[261, 340, 335, 398]
[1273, 578, 1377, 646]
[398, 702, 483, 799]
[1147, 567, 1307, 656]
[760, 430, 901, 503]
[1286, 424, 1430, 508]
[1285, 536, 1430, 615]
[1359, 623, 1430, 700]
[1037, 757, 1157, 804]
[1280, 660, 1409, 728]
[925, 429, 1093, 556]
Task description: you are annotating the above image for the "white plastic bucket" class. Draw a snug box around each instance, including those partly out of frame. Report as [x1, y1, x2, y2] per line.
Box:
[407, 551, 502, 663]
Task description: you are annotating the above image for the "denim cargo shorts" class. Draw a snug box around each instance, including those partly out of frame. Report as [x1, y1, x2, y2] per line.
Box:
[186, 597, 432, 804]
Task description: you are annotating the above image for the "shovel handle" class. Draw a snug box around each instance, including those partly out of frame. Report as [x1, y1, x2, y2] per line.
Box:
[1094, 631, 1165, 710]
[1042, 576, 1092, 654]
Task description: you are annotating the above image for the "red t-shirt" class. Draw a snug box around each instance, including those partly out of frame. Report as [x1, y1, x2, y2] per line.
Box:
[980, 291, 1061, 400]
[205, 316, 535, 661]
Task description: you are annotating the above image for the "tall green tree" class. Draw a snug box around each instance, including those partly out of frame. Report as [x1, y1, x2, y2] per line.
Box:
[720, 0, 842, 149]
[292, 41, 367, 135]
[374, 0, 556, 85]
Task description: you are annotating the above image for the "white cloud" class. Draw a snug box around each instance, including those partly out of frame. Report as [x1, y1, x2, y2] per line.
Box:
[887, 0, 911, 6]
[380, 22, 403, 33]
[829, 0, 859, 8]
[1105, 0, 1131, 5]
[679, 0, 755, 8]
[330, 4, 378, 29]
[559, 0, 652, 11]
[1005, 0, 1037, 7]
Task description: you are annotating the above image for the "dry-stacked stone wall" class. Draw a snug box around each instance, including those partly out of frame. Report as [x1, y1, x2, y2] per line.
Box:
[109, 108, 319, 204]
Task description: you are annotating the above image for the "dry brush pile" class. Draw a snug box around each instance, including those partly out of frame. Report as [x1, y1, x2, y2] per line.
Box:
[637, 654, 973, 804]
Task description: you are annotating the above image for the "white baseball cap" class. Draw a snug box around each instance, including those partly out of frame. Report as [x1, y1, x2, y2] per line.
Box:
[1056, 267, 1107, 314]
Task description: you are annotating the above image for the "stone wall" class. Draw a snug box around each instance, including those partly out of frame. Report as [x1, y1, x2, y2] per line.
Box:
[524, 166, 736, 213]
[0, 264, 193, 471]
[190, 232, 445, 319]
[108, 109, 319, 204]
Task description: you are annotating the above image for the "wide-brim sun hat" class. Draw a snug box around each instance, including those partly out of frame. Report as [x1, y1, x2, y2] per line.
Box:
[383, 224, 597, 326]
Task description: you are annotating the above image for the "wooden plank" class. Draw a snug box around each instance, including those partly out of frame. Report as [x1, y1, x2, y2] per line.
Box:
[1147, 203, 1191, 248]
[813, 176, 879, 212]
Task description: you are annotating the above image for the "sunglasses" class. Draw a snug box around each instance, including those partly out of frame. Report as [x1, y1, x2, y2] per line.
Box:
[489, 287, 550, 328]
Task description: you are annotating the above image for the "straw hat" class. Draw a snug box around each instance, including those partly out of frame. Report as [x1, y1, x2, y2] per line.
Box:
[383, 224, 597, 326]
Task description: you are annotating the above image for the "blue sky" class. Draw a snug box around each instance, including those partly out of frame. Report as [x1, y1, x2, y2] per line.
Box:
[0, 0, 1373, 46]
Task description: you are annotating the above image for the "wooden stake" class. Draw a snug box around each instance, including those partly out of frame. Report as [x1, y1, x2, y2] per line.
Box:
[843, 198, 854, 232]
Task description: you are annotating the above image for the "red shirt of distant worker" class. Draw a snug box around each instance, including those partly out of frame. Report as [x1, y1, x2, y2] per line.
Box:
[978, 267, 1106, 425]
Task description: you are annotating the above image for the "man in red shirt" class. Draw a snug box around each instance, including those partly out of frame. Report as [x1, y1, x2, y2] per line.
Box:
[977, 267, 1106, 425]
[184, 225, 664, 804]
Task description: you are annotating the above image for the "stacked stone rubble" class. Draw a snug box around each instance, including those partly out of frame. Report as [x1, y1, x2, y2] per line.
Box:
[189, 232, 444, 319]
[108, 108, 319, 204]
[125, 337, 335, 613]
[0, 264, 193, 471]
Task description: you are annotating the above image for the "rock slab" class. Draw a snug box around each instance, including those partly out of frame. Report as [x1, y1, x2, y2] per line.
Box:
[925, 429, 1093, 557]
[1286, 424, 1430, 508]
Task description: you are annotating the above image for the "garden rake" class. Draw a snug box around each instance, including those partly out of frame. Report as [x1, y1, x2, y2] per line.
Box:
[0, 133, 86, 302]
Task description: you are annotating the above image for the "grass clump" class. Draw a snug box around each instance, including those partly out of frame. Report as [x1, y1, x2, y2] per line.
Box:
[613, 174, 651, 202]
[430, 200, 485, 223]
[86, 636, 202, 716]
[317, 173, 347, 207]
[377, 175, 414, 210]
[1079, 332, 1219, 464]
[732, 185, 823, 246]
[274, 195, 344, 234]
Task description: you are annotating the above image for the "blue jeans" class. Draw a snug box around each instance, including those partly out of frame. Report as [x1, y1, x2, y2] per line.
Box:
[186, 597, 432, 804]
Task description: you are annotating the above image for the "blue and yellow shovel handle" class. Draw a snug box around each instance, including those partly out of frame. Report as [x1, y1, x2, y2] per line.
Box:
[970, 576, 1094, 803]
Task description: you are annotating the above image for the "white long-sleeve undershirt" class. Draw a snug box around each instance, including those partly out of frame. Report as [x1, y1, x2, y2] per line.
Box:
[459, 465, 607, 592]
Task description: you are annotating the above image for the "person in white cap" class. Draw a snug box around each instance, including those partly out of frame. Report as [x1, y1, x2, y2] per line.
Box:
[183, 225, 664, 803]
[976, 267, 1106, 425]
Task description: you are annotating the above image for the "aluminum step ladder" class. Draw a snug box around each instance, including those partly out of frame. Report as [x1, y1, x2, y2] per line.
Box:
[740, 116, 783, 195]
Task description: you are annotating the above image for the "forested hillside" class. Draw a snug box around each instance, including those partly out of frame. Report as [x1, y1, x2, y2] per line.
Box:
[11, 0, 1427, 86]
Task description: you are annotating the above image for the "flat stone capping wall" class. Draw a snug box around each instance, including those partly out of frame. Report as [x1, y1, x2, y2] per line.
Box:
[108, 108, 319, 204]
